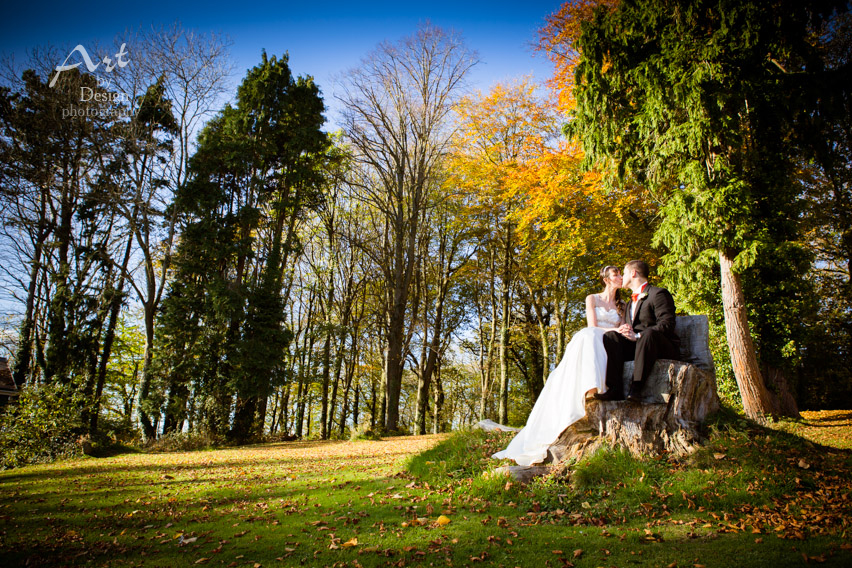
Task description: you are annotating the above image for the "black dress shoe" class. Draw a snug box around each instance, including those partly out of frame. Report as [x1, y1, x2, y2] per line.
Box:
[626, 383, 645, 403]
[594, 391, 625, 401]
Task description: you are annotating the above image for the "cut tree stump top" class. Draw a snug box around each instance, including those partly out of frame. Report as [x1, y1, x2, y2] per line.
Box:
[622, 314, 715, 405]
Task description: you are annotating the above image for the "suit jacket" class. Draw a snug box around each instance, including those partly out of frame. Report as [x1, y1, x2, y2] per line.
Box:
[628, 284, 680, 347]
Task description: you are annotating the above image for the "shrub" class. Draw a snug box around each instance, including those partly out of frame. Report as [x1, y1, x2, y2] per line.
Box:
[0, 383, 89, 469]
[349, 423, 383, 441]
[143, 430, 224, 453]
[95, 414, 141, 445]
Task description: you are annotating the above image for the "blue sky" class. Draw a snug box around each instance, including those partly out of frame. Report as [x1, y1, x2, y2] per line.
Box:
[1, 0, 562, 124]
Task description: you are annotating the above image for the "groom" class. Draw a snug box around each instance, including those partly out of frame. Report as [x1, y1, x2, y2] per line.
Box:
[595, 260, 681, 403]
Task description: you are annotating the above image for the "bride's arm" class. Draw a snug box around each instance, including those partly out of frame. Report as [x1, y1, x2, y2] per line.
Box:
[585, 294, 597, 327]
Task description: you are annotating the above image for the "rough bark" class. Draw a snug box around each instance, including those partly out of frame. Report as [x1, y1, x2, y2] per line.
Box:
[548, 361, 720, 462]
[719, 249, 776, 422]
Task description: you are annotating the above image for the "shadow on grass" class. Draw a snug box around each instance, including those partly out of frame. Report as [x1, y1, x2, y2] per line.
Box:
[0, 469, 439, 567]
[793, 411, 852, 426]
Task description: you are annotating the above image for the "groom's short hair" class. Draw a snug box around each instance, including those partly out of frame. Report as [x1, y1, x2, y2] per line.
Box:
[625, 260, 649, 279]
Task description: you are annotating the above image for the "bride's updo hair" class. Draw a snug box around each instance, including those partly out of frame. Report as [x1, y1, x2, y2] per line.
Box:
[600, 265, 626, 318]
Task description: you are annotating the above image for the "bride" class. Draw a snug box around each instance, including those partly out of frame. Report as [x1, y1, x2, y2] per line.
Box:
[492, 266, 625, 466]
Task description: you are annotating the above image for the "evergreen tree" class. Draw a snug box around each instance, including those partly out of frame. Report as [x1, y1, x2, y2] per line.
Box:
[159, 52, 329, 441]
[569, 0, 851, 420]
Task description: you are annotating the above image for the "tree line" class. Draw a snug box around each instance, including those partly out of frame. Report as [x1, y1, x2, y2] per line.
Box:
[1, 2, 851, 457]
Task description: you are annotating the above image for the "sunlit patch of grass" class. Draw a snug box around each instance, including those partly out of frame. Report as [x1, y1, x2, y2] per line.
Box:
[773, 410, 852, 450]
[405, 428, 514, 484]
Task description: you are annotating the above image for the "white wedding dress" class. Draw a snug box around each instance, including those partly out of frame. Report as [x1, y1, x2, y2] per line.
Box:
[492, 306, 620, 466]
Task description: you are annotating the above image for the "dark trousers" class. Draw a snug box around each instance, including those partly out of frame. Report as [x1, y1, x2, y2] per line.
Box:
[603, 329, 681, 396]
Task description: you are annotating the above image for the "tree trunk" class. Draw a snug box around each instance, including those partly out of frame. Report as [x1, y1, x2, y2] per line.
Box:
[90, 220, 138, 434]
[44, 171, 75, 384]
[416, 291, 444, 434]
[523, 282, 550, 385]
[384, 292, 407, 432]
[280, 383, 290, 434]
[370, 377, 377, 430]
[295, 287, 317, 438]
[719, 249, 776, 421]
[339, 329, 359, 437]
[295, 326, 315, 439]
[554, 302, 566, 366]
[320, 312, 332, 439]
[353, 383, 360, 428]
[13, 184, 52, 388]
[327, 298, 352, 437]
[256, 386, 270, 436]
[268, 389, 280, 434]
[498, 226, 512, 425]
[433, 364, 445, 434]
[138, 305, 157, 441]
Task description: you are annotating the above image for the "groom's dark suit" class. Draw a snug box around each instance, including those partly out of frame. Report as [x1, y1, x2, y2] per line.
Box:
[602, 284, 681, 399]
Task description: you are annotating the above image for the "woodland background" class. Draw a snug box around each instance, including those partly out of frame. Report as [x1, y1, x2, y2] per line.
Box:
[1, 0, 850, 466]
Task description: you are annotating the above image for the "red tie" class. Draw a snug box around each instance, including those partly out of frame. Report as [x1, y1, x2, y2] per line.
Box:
[631, 293, 639, 302]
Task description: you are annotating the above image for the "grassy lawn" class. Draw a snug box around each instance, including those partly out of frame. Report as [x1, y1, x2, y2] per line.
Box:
[1, 409, 851, 567]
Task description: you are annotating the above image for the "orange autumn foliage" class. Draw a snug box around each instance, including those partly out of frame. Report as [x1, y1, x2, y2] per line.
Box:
[538, 0, 619, 112]
[447, 76, 656, 285]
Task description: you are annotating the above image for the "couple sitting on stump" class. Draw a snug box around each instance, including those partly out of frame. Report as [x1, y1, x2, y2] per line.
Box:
[493, 260, 681, 466]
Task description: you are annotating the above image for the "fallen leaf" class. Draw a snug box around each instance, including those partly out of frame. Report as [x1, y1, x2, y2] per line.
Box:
[436, 515, 451, 526]
[342, 538, 358, 547]
[714, 454, 726, 460]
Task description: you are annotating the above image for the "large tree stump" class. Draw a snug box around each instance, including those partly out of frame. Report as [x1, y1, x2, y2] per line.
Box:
[547, 315, 720, 462]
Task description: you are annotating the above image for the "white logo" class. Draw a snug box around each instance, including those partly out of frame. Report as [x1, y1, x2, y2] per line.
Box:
[50, 44, 130, 88]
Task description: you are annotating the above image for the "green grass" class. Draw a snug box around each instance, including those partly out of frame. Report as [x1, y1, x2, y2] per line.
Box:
[1, 412, 851, 567]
